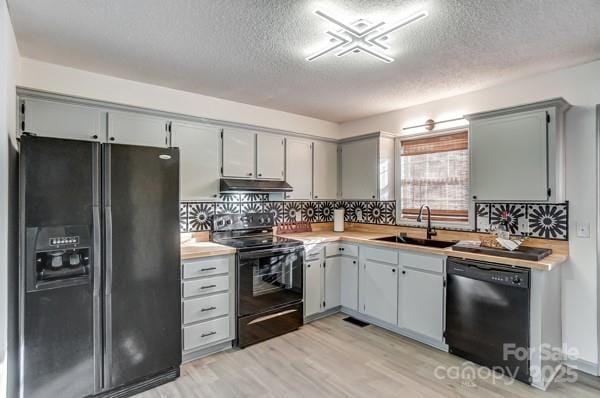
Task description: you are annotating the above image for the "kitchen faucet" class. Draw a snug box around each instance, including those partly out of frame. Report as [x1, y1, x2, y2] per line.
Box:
[416, 204, 437, 240]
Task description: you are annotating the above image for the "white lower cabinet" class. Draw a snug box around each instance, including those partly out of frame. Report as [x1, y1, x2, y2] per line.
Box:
[304, 258, 323, 318]
[181, 255, 235, 362]
[359, 260, 398, 325]
[324, 257, 341, 310]
[340, 256, 359, 311]
[398, 267, 444, 342]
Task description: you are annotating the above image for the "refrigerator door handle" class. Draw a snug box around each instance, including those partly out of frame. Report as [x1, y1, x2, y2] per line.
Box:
[105, 206, 113, 296]
[92, 206, 101, 296]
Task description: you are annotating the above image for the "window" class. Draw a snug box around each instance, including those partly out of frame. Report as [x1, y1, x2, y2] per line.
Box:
[400, 130, 469, 223]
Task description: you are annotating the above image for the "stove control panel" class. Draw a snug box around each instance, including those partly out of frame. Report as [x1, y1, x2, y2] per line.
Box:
[213, 212, 274, 231]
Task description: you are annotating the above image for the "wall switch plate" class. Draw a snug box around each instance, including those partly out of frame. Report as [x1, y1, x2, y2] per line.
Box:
[576, 222, 590, 238]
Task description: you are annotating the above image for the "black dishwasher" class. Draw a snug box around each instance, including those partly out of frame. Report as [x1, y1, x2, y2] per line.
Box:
[445, 258, 531, 384]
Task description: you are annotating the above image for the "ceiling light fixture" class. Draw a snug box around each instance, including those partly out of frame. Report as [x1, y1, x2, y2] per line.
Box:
[306, 9, 428, 63]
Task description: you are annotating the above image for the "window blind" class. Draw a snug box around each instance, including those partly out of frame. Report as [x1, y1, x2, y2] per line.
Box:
[400, 131, 469, 222]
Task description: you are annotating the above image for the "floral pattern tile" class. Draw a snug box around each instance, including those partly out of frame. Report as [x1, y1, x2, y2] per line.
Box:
[187, 202, 214, 231]
[179, 203, 188, 232]
[219, 193, 240, 202]
[302, 201, 319, 222]
[264, 201, 284, 224]
[317, 201, 336, 222]
[491, 203, 526, 235]
[366, 201, 386, 224]
[241, 202, 263, 214]
[216, 202, 240, 215]
[528, 204, 568, 240]
[475, 203, 491, 233]
[346, 201, 368, 223]
[241, 193, 268, 202]
[283, 201, 302, 223]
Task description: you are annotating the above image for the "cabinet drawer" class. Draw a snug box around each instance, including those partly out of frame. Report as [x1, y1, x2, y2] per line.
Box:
[183, 293, 229, 324]
[360, 246, 398, 265]
[183, 316, 230, 351]
[326, 243, 358, 257]
[183, 257, 229, 279]
[399, 251, 444, 273]
[183, 275, 229, 298]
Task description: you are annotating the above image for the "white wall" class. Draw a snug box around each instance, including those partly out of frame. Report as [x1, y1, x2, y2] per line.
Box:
[17, 58, 340, 139]
[0, 0, 20, 395]
[341, 59, 600, 369]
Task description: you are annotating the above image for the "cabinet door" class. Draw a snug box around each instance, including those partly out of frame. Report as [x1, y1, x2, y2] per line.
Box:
[107, 111, 169, 147]
[304, 260, 322, 317]
[324, 257, 341, 310]
[340, 138, 378, 200]
[172, 122, 221, 200]
[399, 268, 443, 342]
[340, 257, 358, 311]
[285, 139, 313, 200]
[256, 133, 285, 180]
[360, 260, 398, 325]
[222, 129, 256, 178]
[470, 110, 548, 201]
[22, 99, 104, 142]
[313, 141, 338, 200]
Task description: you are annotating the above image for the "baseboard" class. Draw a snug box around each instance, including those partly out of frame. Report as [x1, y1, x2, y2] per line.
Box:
[182, 340, 234, 363]
[340, 307, 448, 352]
[304, 306, 341, 323]
[564, 357, 599, 376]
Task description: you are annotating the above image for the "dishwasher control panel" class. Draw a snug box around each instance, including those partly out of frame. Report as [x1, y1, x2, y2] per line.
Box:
[447, 259, 529, 288]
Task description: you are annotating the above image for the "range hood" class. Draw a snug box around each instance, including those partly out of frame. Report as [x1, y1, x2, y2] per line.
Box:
[220, 178, 293, 192]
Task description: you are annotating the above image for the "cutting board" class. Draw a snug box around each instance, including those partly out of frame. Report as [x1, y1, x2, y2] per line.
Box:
[451, 245, 552, 261]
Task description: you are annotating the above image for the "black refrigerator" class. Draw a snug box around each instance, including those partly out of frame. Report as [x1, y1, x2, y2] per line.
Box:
[19, 135, 182, 398]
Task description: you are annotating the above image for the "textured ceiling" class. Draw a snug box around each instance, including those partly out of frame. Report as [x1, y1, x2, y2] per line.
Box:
[8, 0, 600, 122]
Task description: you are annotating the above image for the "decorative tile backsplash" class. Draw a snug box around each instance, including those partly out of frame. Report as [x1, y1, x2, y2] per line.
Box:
[475, 202, 568, 240]
[180, 194, 396, 233]
[180, 194, 568, 241]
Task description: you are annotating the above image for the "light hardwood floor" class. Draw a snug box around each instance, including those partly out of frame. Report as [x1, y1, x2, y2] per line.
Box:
[138, 314, 599, 397]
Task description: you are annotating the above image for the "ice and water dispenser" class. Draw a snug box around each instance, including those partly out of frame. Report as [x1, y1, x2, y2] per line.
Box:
[26, 225, 92, 291]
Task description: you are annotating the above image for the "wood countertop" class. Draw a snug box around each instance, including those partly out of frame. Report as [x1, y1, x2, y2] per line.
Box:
[181, 241, 236, 260]
[277, 230, 568, 271]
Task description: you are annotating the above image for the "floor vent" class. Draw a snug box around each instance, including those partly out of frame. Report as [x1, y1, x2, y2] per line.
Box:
[343, 317, 370, 327]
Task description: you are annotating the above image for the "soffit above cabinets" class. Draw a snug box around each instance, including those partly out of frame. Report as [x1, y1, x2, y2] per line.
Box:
[9, 0, 600, 122]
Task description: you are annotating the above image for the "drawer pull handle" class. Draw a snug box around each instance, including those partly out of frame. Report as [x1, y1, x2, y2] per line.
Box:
[201, 284, 217, 289]
[201, 331, 217, 338]
[248, 309, 298, 325]
[201, 306, 217, 312]
[200, 267, 217, 271]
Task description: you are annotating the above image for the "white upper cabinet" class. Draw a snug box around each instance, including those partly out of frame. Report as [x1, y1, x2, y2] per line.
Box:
[256, 133, 285, 180]
[285, 138, 313, 200]
[340, 134, 394, 200]
[466, 98, 570, 202]
[222, 129, 256, 178]
[470, 110, 548, 201]
[107, 111, 169, 147]
[172, 122, 221, 200]
[313, 141, 338, 200]
[22, 99, 104, 142]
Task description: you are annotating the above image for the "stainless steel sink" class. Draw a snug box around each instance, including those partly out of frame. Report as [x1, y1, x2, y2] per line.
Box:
[373, 235, 456, 249]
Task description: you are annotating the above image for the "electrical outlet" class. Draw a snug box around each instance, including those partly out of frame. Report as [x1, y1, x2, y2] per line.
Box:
[295, 212, 302, 222]
[576, 222, 590, 238]
[519, 219, 529, 236]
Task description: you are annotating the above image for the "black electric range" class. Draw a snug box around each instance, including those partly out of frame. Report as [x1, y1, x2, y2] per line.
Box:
[212, 213, 304, 348]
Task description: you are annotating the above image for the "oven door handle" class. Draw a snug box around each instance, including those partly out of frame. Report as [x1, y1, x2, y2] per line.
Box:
[238, 247, 304, 260]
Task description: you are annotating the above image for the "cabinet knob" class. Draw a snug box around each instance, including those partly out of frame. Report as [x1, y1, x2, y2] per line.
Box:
[472, 195, 477, 200]
[92, 134, 98, 139]
[372, 195, 376, 199]
[257, 173, 262, 177]
[314, 195, 318, 199]
[110, 137, 115, 141]
[402, 270, 406, 275]
[213, 194, 218, 198]
[353, 260, 356, 264]
[307, 264, 311, 268]
[248, 172, 253, 176]
[392, 268, 396, 273]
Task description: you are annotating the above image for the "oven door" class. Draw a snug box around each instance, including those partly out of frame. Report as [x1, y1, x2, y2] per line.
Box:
[238, 246, 304, 317]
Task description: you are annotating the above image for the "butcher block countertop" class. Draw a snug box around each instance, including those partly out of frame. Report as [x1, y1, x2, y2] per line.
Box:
[179, 226, 568, 271]
[276, 229, 568, 272]
[181, 241, 236, 260]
